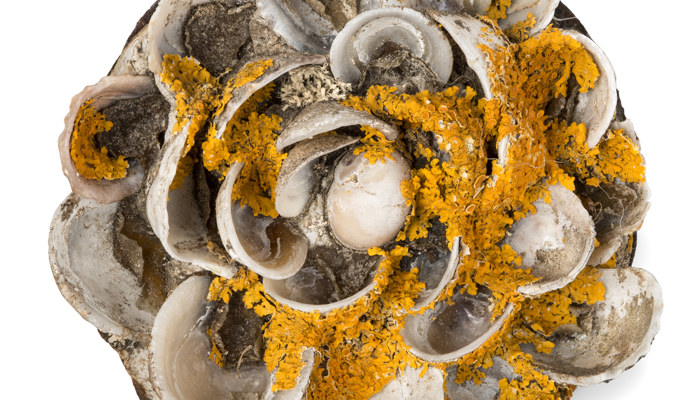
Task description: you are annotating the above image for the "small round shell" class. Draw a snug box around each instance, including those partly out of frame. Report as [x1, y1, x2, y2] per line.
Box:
[330, 7, 453, 84]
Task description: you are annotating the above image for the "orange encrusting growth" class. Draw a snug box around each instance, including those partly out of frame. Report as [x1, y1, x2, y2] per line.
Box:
[156, 19, 648, 400]
[70, 99, 129, 180]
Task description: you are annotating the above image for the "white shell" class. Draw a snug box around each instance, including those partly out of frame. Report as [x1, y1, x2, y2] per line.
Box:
[505, 184, 595, 296]
[429, 12, 506, 100]
[146, 129, 237, 278]
[276, 101, 399, 151]
[498, 0, 560, 35]
[49, 195, 155, 337]
[327, 150, 412, 250]
[256, 0, 338, 53]
[403, 295, 515, 363]
[59, 75, 153, 203]
[216, 162, 309, 280]
[562, 30, 618, 148]
[412, 237, 463, 311]
[525, 267, 663, 386]
[264, 348, 316, 400]
[151, 276, 270, 400]
[370, 366, 445, 400]
[213, 53, 327, 139]
[330, 7, 453, 84]
[276, 134, 359, 218]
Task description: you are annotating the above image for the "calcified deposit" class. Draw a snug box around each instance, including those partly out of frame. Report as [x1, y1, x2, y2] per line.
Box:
[50, 1, 662, 399]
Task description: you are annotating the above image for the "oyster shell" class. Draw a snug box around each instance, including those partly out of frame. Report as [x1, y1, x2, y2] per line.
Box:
[51, 2, 661, 399]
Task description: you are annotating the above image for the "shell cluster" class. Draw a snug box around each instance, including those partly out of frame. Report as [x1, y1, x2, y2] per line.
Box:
[50, 1, 661, 399]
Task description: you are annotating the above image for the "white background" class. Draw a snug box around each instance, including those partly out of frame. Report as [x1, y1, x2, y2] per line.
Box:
[0, 1, 697, 398]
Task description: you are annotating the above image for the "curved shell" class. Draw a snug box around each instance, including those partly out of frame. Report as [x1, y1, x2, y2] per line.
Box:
[256, 0, 338, 53]
[213, 53, 327, 139]
[263, 257, 379, 314]
[498, 0, 560, 35]
[216, 162, 309, 280]
[403, 290, 515, 363]
[445, 356, 518, 400]
[330, 7, 453, 84]
[146, 129, 237, 278]
[505, 184, 596, 296]
[562, 30, 617, 148]
[412, 237, 463, 311]
[359, 0, 476, 13]
[276, 134, 359, 218]
[429, 12, 506, 100]
[59, 75, 154, 204]
[49, 194, 155, 338]
[151, 276, 270, 400]
[525, 267, 662, 386]
[370, 366, 445, 399]
[264, 348, 316, 400]
[275, 101, 399, 151]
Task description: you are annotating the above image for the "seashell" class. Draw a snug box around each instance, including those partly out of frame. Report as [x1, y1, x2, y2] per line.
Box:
[151, 276, 270, 400]
[524, 267, 663, 386]
[276, 134, 360, 218]
[445, 356, 518, 400]
[59, 75, 157, 204]
[146, 129, 237, 278]
[402, 288, 515, 363]
[329, 7, 453, 84]
[411, 236, 463, 311]
[358, 0, 473, 13]
[498, 0, 560, 35]
[264, 348, 316, 400]
[263, 257, 379, 314]
[370, 366, 445, 399]
[49, 194, 156, 337]
[429, 12, 506, 100]
[505, 184, 595, 296]
[275, 101, 399, 151]
[213, 53, 327, 139]
[53, 2, 660, 399]
[327, 150, 412, 250]
[562, 30, 618, 148]
[216, 162, 309, 280]
[256, 0, 338, 53]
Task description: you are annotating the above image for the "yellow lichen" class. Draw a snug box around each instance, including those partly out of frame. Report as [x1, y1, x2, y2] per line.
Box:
[184, 23, 641, 400]
[353, 127, 396, 164]
[486, 0, 512, 21]
[70, 99, 129, 180]
[233, 59, 274, 88]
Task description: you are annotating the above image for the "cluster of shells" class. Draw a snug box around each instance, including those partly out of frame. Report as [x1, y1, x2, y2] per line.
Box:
[50, 1, 662, 399]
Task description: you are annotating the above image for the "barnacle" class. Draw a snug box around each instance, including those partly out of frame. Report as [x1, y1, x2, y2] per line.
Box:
[51, 1, 661, 400]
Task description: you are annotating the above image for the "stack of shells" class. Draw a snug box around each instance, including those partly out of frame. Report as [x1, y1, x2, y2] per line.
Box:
[50, 1, 661, 399]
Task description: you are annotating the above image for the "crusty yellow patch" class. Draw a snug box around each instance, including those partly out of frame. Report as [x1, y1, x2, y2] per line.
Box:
[70, 99, 129, 180]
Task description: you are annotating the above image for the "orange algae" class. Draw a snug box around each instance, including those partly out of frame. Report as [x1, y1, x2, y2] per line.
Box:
[70, 99, 129, 180]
